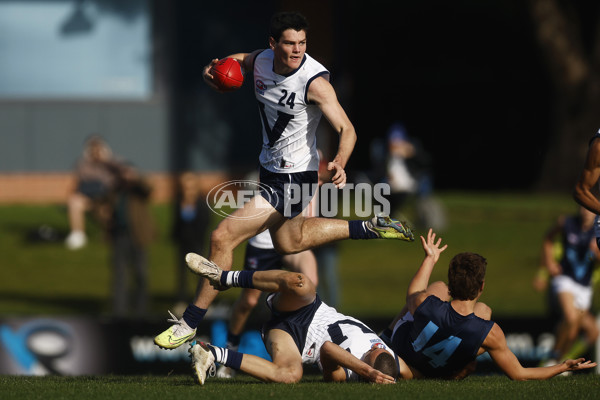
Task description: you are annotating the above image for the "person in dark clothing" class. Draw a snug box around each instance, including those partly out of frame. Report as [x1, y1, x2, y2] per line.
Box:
[108, 165, 156, 318]
[171, 172, 210, 305]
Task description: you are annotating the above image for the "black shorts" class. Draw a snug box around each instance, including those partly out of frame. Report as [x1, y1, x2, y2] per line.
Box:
[262, 293, 322, 354]
[243, 243, 283, 271]
[258, 166, 318, 219]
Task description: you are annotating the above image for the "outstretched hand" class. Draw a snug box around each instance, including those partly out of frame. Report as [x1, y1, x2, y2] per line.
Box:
[366, 369, 396, 384]
[420, 228, 447, 263]
[563, 358, 597, 371]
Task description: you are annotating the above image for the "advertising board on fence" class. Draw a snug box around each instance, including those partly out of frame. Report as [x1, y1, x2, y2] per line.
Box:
[0, 316, 596, 375]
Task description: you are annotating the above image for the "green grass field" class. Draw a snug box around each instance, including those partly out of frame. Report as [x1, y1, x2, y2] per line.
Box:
[2, 192, 600, 396]
[1, 374, 599, 400]
[0, 191, 593, 318]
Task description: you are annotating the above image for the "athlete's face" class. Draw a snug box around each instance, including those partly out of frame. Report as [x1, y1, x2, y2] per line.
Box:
[270, 29, 306, 75]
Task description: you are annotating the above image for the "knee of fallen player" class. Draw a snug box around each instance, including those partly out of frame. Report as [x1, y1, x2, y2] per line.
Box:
[282, 272, 314, 296]
[267, 365, 303, 383]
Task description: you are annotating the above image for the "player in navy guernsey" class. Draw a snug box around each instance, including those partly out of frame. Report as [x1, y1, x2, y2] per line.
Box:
[390, 295, 493, 378]
[541, 206, 600, 364]
[381, 229, 596, 380]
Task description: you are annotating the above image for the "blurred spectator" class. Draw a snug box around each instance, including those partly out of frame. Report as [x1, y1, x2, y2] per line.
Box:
[385, 122, 418, 213]
[171, 171, 210, 312]
[373, 122, 446, 230]
[539, 206, 600, 365]
[108, 164, 156, 318]
[65, 135, 125, 250]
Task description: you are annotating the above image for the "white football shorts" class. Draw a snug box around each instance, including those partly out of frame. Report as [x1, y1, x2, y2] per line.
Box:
[551, 275, 593, 311]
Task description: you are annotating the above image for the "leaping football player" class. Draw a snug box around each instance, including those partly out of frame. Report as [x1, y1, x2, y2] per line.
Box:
[154, 11, 414, 350]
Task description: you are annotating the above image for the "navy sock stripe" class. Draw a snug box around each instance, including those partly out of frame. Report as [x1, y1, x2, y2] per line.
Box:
[220, 271, 229, 287]
[349, 220, 378, 239]
[237, 270, 255, 288]
[182, 304, 206, 329]
[220, 270, 255, 288]
[224, 349, 243, 370]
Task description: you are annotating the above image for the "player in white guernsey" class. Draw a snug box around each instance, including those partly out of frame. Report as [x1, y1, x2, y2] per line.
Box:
[155, 11, 413, 351]
[186, 253, 406, 384]
[216, 229, 317, 378]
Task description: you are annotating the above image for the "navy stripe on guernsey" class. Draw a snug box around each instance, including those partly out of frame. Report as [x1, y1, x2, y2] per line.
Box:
[305, 71, 330, 104]
[327, 319, 375, 345]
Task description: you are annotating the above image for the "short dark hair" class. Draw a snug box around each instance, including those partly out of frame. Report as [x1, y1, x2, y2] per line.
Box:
[447, 252, 487, 300]
[269, 11, 309, 42]
[373, 352, 399, 379]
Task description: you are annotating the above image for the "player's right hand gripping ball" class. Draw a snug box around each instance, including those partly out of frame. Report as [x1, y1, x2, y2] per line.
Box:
[210, 58, 244, 92]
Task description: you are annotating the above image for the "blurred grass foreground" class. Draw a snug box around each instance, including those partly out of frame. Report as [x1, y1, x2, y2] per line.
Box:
[0, 191, 592, 319]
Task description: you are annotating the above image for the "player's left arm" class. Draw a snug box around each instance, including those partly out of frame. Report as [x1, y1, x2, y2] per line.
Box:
[307, 77, 357, 189]
[320, 341, 395, 384]
[406, 229, 448, 314]
[483, 323, 597, 380]
[574, 138, 600, 215]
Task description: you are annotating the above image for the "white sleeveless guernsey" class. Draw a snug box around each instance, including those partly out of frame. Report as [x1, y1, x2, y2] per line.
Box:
[253, 50, 329, 173]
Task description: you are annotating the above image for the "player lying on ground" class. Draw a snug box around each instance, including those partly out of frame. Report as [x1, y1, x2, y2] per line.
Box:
[185, 253, 408, 384]
[215, 230, 318, 378]
[381, 229, 597, 380]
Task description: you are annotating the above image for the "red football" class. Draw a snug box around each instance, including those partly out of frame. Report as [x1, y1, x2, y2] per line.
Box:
[210, 58, 244, 91]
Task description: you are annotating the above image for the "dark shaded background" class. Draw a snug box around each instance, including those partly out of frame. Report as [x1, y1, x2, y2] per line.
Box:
[168, 0, 598, 190]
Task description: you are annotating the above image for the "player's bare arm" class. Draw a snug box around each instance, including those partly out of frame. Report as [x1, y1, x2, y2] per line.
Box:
[202, 50, 262, 92]
[406, 229, 448, 314]
[542, 218, 564, 276]
[320, 341, 396, 384]
[574, 138, 600, 214]
[483, 323, 597, 380]
[306, 76, 357, 189]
